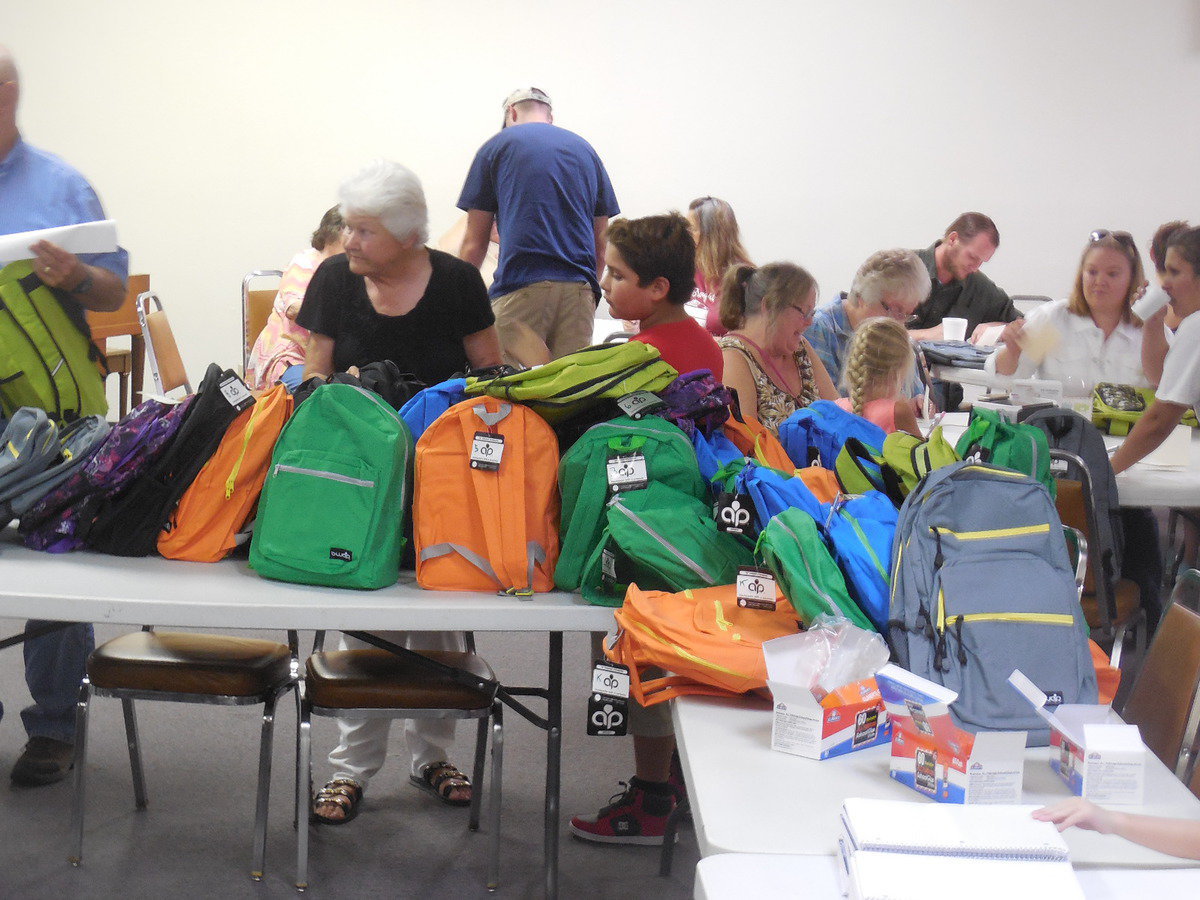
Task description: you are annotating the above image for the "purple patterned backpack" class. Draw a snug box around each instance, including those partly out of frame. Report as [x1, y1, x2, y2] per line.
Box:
[19, 396, 194, 552]
[656, 369, 733, 438]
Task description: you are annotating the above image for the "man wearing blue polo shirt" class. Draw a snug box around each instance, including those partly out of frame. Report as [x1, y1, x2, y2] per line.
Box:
[0, 45, 129, 786]
[458, 87, 619, 362]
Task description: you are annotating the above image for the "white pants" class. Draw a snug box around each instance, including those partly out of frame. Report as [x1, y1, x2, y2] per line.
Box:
[326, 630, 466, 786]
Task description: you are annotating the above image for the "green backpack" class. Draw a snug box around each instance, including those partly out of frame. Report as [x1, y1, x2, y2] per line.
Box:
[879, 426, 961, 500]
[465, 342, 677, 424]
[0, 259, 107, 423]
[580, 482, 754, 607]
[556, 415, 707, 591]
[1092, 382, 1199, 436]
[954, 408, 1055, 499]
[756, 506, 874, 630]
[250, 382, 413, 590]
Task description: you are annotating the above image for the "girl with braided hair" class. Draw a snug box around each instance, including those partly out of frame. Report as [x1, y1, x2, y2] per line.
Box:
[835, 316, 922, 436]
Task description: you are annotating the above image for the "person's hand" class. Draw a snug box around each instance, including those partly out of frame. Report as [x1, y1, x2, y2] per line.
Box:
[30, 240, 88, 292]
[912, 394, 938, 419]
[1032, 797, 1117, 834]
[286, 300, 302, 320]
[997, 318, 1025, 349]
[1133, 279, 1149, 303]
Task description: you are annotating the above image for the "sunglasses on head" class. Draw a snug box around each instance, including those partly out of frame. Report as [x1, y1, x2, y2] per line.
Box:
[1089, 229, 1137, 251]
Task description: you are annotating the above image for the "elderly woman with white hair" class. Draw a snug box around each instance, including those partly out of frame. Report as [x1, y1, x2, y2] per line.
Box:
[804, 248, 931, 392]
[302, 160, 497, 824]
[298, 159, 502, 384]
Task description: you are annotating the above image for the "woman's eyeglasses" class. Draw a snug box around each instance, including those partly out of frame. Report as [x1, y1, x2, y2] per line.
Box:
[879, 300, 919, 324]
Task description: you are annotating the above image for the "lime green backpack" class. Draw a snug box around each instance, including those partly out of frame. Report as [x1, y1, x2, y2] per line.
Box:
[756, 506, 875, 630]
[1092, 382, 1199, 436]
[835, 427, 960, 506]
[579, 482, 754, 607]
[250, 383, 413, 590]
[465, 342, 677, 424]
[0, 259, 107, 423]
[954, 408, 1055, 500]
[556, 415, 706, 591]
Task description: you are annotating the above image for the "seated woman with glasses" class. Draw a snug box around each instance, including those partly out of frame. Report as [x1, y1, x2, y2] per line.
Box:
[805, 248, 930, 392]
[986, 230, 1150, 388]
[717, 262, 839, 433]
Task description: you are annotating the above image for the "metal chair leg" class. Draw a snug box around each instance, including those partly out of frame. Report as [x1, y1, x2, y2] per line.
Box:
[251, 689, 279, 882]
[469, 715, 488, 831]
[295, 695, 312, 892]
[658, 797, 689, 877]
[120, 697, 148, 809]
[487, 702, 504, 892]
[68, 678, 91, 867]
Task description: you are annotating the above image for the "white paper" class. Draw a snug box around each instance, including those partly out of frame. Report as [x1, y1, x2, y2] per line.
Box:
[0, 220, 119, 267]
[1137, 423, 1191, 470]
[976, 324, 1005, 346]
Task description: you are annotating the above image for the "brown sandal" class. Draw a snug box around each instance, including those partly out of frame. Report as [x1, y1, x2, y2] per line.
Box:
[410, 761, 472, 807]
[312, 778, 363, 825]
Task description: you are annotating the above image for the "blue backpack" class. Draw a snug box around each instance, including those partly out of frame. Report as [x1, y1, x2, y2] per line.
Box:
[888, 461, 1097, 743]
[823, 491, 898, 631]
[692, 427, 745, 486]
[398, 378, 467, 442]
[734, 461, 825, 529]
[778, 400, 886, 469]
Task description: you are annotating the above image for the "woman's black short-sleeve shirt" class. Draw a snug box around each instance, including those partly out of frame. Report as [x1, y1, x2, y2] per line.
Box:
[297, 248, 495, 385]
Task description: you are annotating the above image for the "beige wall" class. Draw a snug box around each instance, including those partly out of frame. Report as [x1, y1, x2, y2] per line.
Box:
[4, 0, 1199, 383]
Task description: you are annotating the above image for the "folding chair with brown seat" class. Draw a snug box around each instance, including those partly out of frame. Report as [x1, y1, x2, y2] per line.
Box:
[1051, 448, 1145, 668]
[70, 628, 299, 880]
[295, 630, 503, 892]
[242, 270, 283, 374]
[136, 291, 191, 396]
[1120, 572, 1200, 778]
[85, 273, 149, 417]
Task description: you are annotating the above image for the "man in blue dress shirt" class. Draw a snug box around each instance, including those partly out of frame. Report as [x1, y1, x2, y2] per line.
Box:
[0, 45, 129, 786]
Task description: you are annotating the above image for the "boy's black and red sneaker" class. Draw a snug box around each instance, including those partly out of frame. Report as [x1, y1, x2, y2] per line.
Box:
[569, 777, 676, 845]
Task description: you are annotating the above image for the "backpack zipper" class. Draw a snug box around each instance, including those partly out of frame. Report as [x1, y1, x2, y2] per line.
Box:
[932, 523, 1050, 541]
[272, 464, 375, 488]
[773, 517, 839, 615]
[612, 498, 714, 584]
[628, 619, 753, 678]
[224, 405, 261, 499]
[839, 510, 889, 583]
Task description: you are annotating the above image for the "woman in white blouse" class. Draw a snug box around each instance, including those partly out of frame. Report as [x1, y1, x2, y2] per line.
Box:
[988, 230, 1148, 387]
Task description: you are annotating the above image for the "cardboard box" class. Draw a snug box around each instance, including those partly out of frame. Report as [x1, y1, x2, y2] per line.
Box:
[763, 634, 891, 760]
[1009, 670, 1145, 804]
[876, 664, 1026, 804]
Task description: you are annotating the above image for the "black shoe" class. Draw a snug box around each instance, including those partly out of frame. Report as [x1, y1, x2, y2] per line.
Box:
[11, 736, 74, 786]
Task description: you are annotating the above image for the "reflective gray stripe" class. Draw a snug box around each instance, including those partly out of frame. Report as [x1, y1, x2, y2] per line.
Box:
[272, 464, 374, 488]
[775, 518, 837, 616]
[614, 500, 714, 584]
[420, 542, 504, 588]
[473, 403, 511, 428]
[526, 541, 547, 593]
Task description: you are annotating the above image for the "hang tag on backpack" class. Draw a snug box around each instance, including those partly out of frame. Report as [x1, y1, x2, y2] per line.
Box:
[587, 660, 629, 736]
[616, 390, 666, 420]
[606, 453, 648, 492]
[736, 566, 777, 610]
[601, 546, 618, 590]
[218, 372, 256, 412]
[714, 491, 754, 535]
[470, 431, 504, 471]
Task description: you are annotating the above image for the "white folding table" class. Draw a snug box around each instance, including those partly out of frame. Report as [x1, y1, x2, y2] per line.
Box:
[0, 529, 615, 898]
[672, 693, 1200, 870]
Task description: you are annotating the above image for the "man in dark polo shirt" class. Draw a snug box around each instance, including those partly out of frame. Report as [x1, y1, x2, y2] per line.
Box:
[907, 211, 1022, 342]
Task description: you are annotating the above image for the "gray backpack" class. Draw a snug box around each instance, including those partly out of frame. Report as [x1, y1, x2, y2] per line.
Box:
[0, 413, 110, 523]
[887, 460, 1097, 745]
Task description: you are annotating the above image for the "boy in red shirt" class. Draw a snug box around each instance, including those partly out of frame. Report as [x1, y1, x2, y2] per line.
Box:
[602, 213, 723, 378]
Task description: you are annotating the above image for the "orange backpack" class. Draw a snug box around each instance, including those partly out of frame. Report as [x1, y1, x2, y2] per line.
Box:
[414, 396, 560, 595]
[723, 412, 795, 472]
[158, 385, 292, 562]
[606, 582, 802, 706]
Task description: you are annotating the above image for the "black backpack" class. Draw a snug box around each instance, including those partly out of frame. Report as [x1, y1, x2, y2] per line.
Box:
[293, 360, 426, 411]
[86, 363, 248, 556]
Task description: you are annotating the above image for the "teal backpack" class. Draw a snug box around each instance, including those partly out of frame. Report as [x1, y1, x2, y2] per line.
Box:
[955, 408, 1055, 500]
[250, 382, 413, 590]
[0, 259, 108, 423]
[579, 482, 754, 607]
[756, 507, 874, 631]
[556, 415, 706, 591]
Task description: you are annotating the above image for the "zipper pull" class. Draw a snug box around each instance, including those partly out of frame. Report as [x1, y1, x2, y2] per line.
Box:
[955, 618, 967, 666]
[932, 526, 944, 570]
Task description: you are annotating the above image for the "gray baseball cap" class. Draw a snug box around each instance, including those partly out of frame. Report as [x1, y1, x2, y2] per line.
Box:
[502, 87, 552, 109]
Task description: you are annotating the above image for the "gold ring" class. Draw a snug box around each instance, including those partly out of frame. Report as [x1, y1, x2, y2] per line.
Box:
[43, 267, 51, 275]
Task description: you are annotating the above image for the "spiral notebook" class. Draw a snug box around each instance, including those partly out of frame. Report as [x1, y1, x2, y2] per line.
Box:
[840, 798, 1070, 861]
